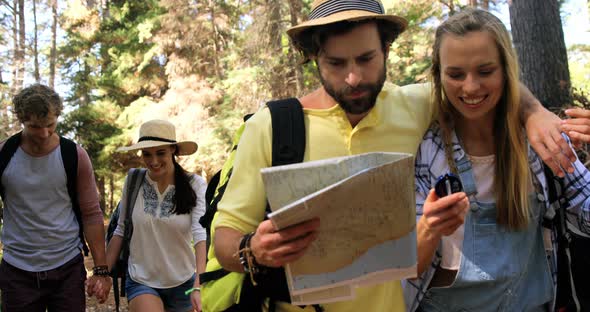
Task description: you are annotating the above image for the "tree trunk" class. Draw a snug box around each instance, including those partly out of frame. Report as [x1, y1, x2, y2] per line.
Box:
[467, 0, 490, 9]
[209, 0, 221, 79]
[16, 0, 25, 90]
[101, 0, 109, 19]
[509, 0, 571, 108]
[85, 0, 95, 9]
[11, 0, 18, 95]
[49, 0, 57, 88]
[98, 176, 106, 215]
[267, 0, 282, 98]
[33, 0, 40, 82]
[109, 175, 115, 214]
[440, 0, 456, 15]
[287, 0, 304, 95]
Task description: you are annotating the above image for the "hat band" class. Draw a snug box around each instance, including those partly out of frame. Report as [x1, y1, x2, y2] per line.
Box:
[309, 0, 384, 20]
[138, 136, 176, 143]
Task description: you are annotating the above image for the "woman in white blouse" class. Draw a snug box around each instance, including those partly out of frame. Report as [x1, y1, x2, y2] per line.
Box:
[106, 119, 207, 312]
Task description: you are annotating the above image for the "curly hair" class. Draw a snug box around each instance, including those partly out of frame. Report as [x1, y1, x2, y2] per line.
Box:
[13, 84, 63, 123]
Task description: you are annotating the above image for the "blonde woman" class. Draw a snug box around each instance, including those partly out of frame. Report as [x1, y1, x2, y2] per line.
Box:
[406, 9, 590, 312]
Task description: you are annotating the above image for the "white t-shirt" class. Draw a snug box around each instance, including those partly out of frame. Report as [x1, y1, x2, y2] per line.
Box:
[440, 154, 495, 270]
[114, 173, 207, 288]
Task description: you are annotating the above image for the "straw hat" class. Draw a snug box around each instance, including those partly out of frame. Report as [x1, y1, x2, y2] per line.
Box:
[117, 119, 198, 156]
[287, 0, 408, 43]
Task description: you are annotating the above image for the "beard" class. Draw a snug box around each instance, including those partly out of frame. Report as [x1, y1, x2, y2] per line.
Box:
[319, 63, 387, 115]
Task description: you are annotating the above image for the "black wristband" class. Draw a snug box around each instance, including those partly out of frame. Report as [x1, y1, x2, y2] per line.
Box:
[92, 265, 110, 277]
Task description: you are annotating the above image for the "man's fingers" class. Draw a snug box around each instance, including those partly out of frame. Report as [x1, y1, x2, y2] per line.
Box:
[567, 131, 590, 146]
[562, 120, 590, 145]
[564, 107, 590, 119]
[265, 218, 320, 247]
[252, 218, 320, 267]
[563, 123, 590, 136]
[274, 239, 317, 265]
[271, 231, 318, 257]
[260, 231, 318, 267]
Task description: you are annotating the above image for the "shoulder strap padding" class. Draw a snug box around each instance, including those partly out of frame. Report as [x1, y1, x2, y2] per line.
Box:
[0, 132, 23, 200]
[266, 98, 305, 166]
[59, 136, 89, 255]
[545, 165, 582, 310]
[200, 98, 305, 290]
[122, 168, 147, 258]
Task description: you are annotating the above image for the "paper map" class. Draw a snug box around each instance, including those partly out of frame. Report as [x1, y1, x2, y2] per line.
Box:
[261, 152, 418, 305]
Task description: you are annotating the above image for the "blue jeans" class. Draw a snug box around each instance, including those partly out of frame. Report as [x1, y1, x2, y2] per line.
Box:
[125, 273, 196, 312]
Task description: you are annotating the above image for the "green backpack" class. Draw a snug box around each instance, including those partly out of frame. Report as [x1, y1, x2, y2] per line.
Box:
[199, 99, 324, 312]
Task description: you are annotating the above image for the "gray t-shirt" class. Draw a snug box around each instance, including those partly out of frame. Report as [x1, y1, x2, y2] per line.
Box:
[1, 147, 82, 271]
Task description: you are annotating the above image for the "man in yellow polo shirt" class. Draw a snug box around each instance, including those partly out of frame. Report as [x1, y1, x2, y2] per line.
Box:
[207, 1, 578, 311]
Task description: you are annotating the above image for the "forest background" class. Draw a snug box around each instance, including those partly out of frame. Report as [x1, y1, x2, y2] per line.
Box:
[0, 0, 589, 217]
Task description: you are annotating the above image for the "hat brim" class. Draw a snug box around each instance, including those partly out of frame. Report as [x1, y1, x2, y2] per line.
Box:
[117, 140, 198, 156]
[287, 10, 408, 42]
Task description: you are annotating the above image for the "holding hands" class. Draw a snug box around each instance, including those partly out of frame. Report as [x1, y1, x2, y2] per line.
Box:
[188, 287, 202, 312]
[85, 274, 112, 304]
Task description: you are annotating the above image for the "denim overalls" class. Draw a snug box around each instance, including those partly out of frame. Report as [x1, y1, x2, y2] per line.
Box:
[419, 154, 554, 312]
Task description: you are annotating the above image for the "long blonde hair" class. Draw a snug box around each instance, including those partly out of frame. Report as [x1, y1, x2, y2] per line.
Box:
[431, 9, 530, 230]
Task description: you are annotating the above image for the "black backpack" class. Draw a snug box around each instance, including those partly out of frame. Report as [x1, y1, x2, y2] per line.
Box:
[0, 132, 89, 256]
[105, 168, 146, 312]
[544, 165, 590, 312]
[200, 99, 324, 312]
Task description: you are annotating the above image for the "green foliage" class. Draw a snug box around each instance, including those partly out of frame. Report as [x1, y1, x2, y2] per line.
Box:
[569, 44, 590, 95]
[387, 0, 441, 85]
[53, 0, 590, 213]
[58, 100, 123, 171]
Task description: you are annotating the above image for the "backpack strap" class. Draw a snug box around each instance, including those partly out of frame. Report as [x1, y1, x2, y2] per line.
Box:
[200, 98, 307, 310]
[111, 168, 145, 312]
[267, 98, 306, 167]
[544, 165, 581, 311]
[59, 136, 89, 256]
[0, 132, 23, 200]
[121, 168, 147, 261]
[244, 98, 306, 309]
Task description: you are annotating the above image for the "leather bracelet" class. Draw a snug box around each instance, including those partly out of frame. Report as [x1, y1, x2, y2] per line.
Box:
[236, 232, 260, 285]
[92, 265, 110, 277]
[238, 233, 256, 273]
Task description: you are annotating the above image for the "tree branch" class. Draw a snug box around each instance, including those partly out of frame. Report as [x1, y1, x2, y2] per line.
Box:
[0, 0, 15, 15]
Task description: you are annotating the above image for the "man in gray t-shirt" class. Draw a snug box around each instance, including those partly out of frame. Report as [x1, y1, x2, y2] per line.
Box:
[0, 84, 111, 311]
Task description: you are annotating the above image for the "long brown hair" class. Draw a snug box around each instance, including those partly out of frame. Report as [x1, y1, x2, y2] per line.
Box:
[431, 9, 530, 230]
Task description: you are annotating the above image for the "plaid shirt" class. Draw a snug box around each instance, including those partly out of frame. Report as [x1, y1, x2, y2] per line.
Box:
[403, 125, 590, 312]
